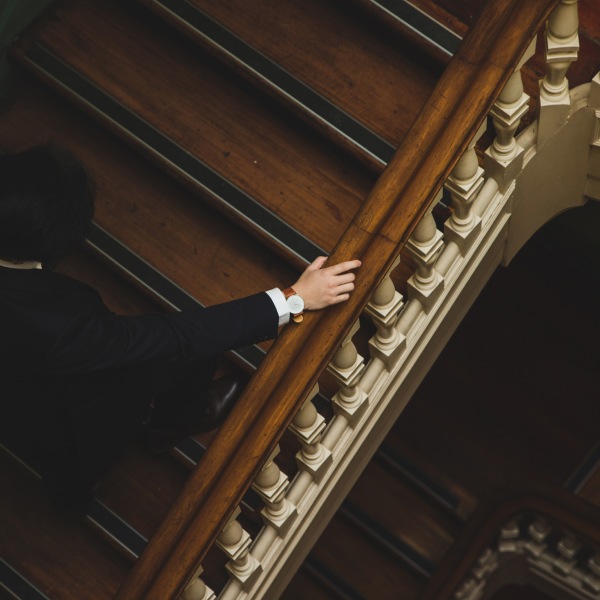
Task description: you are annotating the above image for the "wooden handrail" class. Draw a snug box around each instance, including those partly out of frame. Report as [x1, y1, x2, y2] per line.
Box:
[116, 1, 562, 598]
[418, 481, 600, 599]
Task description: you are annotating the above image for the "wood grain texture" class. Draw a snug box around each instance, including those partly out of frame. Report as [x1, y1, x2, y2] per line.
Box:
[139, 0, 442, 149]
[345, 459, 460, 565]
[0, 457, 129, 600]
[12, 0, 375, 259]
[306, 516, 424, 600]
[0, 73, 299, 306]
[114, 2, 562, 598]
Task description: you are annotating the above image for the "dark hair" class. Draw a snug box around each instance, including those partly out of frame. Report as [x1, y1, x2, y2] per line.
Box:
[0, 145, 95, 268]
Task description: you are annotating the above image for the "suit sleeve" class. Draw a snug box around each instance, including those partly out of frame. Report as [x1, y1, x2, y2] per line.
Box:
[45, 292, 279, 374]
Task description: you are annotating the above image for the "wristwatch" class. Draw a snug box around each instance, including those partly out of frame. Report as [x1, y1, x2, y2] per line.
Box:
[283, 287, 305, 323]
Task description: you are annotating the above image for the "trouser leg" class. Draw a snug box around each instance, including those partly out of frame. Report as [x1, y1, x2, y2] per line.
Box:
[43, 355, 219, 511]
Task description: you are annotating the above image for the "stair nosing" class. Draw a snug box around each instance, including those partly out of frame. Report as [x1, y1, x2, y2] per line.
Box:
[1, 444, 147, 564]
[366, 0, 461, 56]
[86, 499, 148, 561]
[22, 43, 326, 267]
[377, 443, 462, 517]
[303, 555, 368, 600]
[143, 0, 396, 168]
[340, 502, 436, 579]
[564, 440, 600, 494]
[0, 559, 51, 600]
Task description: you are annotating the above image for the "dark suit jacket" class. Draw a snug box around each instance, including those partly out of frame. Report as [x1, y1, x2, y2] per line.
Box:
[0, 265, 278, 489]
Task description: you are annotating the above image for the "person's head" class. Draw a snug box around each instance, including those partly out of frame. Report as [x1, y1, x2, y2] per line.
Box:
[0, 145, 95, 268]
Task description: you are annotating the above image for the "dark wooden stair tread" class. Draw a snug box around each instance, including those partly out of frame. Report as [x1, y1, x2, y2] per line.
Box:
[91, 444, 187, 545]
[409, 0, 479, 36]
[56, 251, 158, 316]
[280, 568, 341, 600]
[306, 515, 425, 600]
[0, 73, 299, 307]
[12, 0, 376, 259]
[345, 459, 460, 566]
[0, 456, 129, 600]
[136, 0, 442, 157]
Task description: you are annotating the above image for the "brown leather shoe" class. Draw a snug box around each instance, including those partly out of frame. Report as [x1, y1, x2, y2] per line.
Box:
[143, 374, 247, 452]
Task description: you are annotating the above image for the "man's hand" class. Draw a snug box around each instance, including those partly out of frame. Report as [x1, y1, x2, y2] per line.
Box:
[291, 256, 361, 311]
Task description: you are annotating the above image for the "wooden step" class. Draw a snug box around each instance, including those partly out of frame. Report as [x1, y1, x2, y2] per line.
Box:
[11, 0, 379, 265]
[297, 513, 426, 600]
[0, 453, 129, 600]
[0, 71, 300, 308]
[349, 0, 463, 60]
[344, 457, 461, 569]
[134, 0, 444, 169]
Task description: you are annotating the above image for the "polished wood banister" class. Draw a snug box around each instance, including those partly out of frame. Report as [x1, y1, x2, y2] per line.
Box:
[115, 1, 562, 598]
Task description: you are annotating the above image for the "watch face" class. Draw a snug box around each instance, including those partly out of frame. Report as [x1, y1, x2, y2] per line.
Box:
[287, 294, 305, 314]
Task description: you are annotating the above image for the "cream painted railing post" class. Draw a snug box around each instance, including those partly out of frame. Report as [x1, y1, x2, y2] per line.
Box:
[538, 0, 579, 147]
[327, 320, 368, 425]
[405, 191, 445, 312]
[445, 121, 486, 254]
[289, 384, 332, 483]
[365, 257, 406, 370]
[485, 38, 536, 192]
[251, 445, 297, 536]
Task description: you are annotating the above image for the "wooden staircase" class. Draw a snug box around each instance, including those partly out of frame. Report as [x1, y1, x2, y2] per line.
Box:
[1, 1, 599, 598]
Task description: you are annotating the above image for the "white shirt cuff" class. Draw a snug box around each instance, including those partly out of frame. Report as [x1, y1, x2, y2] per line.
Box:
[265, 288, 290, 327]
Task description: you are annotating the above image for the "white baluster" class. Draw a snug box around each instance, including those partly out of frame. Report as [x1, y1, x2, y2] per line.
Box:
[365, 257, 406, 369]
[179, 566, 215, 600]
[484, 38, 535, 192]
[538, 0, 580, 147]
[405, 190, 444, 312]
[327, 320, 368, 425]
[446, 120, 486, 253]
[216, 508, 261, 589]
[251, 445, 296, 536]
[289, 383, 332, 482]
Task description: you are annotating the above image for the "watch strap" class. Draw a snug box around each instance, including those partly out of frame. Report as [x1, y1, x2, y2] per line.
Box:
[282, 287, 304, 323]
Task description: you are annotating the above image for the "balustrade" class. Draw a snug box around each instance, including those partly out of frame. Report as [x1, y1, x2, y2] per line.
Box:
[117, 3, 575, 598]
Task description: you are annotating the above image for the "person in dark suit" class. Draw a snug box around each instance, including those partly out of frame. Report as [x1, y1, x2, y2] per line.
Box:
[0, 146, 360, 512]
